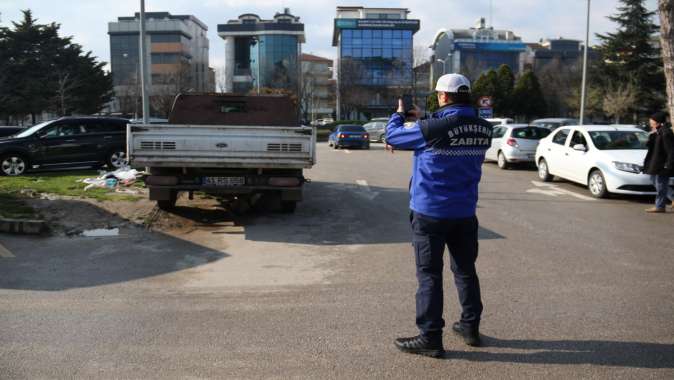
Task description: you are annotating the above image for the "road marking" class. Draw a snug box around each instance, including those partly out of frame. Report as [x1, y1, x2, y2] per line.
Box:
[0, 243, 15, 258]
[355, 179, 379, 200]
[527, 181, 596, 201]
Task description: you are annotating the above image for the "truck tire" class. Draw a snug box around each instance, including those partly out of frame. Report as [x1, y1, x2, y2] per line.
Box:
[281, 201, 297, 214]
[157, 191, 177, 210]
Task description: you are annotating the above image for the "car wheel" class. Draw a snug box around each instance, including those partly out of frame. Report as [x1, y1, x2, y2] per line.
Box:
[280, 201, 297, 214]
[538, 158, 553, 182]
[380, 134, 386, 144]
[0, 154, 28, 176]
[497, 152, 509, 170]
[107, 149, 128, 169]
[588, 170, 609, 198]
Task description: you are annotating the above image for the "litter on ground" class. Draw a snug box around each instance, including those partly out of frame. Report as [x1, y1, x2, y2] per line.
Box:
[81, 228, 120, 237]
[79, 167, 144, 191]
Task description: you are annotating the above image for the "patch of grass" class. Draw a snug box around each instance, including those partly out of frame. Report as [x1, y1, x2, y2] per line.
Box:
[0, 170, 143, 202]
[0, 193, 38, 219]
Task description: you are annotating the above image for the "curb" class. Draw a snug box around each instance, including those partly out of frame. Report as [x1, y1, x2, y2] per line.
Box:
[0, 218, 47, 235]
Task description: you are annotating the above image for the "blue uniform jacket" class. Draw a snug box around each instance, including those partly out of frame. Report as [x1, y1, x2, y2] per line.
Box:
[385, 104, 493, 219]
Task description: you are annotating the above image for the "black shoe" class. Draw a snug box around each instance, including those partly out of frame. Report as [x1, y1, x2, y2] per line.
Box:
[394, 335, 444, 358]
[452, 322, 481, 347]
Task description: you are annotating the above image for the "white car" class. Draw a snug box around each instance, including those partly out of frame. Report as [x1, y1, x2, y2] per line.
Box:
[486, 118, 514, 126]
[485, 124, 551, 169]
[535, 125, 674, 198]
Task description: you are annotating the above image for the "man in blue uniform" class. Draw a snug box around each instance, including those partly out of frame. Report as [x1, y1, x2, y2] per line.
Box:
[387, 74, 493, 358]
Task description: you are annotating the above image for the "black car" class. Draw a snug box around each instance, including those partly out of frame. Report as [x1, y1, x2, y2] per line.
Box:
[0, 117, 129, 176]
[0, 126, 25, 138]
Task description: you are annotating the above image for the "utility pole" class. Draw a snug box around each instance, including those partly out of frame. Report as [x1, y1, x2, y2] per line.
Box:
[580, 0, 591, 125]
[139, 0, 150, 123]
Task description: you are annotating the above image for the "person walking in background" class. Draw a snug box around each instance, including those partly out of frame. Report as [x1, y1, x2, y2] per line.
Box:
[385, 74, 493, 358]
[643, 111, 674, 213]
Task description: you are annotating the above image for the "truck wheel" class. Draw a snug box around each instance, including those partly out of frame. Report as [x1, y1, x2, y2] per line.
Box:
[157, 191, 177, 210]
[157, 199, 176, 211]
[281, 201, 297, 214]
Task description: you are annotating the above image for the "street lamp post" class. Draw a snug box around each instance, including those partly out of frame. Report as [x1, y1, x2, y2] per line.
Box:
[580, 0, 591, 125]
[139, 0, 150, 124]
[436, 59, 446, 75]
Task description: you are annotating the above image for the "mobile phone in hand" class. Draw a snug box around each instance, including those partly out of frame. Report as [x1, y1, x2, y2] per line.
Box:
[402, 94, 414, 116]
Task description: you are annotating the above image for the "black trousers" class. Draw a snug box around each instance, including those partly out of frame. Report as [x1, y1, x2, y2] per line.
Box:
[411, 211, 483, 337]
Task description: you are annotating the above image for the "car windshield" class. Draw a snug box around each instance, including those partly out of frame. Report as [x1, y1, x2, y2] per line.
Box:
[589, 131, 648, 150]
[338, 125, 366, 132]
[13, 120, 53, 138]
[511, 127, 551, 140]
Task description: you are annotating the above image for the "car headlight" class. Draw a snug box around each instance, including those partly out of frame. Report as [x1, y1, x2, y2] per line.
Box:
[613, 161, 642, 174]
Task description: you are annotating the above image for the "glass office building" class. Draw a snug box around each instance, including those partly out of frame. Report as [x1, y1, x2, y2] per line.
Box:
[252, 35, 299, 90]
[218, 10, 305, 94]
[333, 7, 420, 119]
[430, 18, 526, 84]
[339, 29, 413, 86]
[108, 12, 213, 115]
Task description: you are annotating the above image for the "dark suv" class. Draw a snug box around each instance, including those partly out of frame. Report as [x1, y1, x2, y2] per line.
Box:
[0, 117, 129, 176]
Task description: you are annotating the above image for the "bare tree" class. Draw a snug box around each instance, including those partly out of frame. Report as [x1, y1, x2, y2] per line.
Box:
[413, 44, 430, 68]
[537, 57, 582, 117]
[659, 0, 674, 122]
[151, 62, 192, 118]
[54, 72, 79, 116]
[337, 58, 369, 119]
[215, 65, 228, 93]
[299, 62, 318, 123]
[460, 55, 490, 82]
[566, 85, 603, 120]
[603, 82, 638, 123]
[115, 74, 140, 117]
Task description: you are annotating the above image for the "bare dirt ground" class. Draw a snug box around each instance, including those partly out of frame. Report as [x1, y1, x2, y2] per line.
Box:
[25, 193, 231, 236]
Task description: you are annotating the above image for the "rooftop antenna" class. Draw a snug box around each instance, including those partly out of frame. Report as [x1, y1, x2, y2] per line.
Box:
[489, 0, 493, 28]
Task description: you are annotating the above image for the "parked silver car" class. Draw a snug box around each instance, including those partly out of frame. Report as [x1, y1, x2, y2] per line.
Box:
[363, 120, 388, 142]
[485, 124, 551, 169]
[531, 118, 579, 131]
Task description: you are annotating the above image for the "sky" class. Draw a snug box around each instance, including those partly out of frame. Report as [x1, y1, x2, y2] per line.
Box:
[0, 0, 661, 72]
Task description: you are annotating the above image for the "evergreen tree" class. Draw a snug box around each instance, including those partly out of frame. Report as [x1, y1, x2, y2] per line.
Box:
[472, 69, 499, 108]
[595, 0, 664, 114]
[426, 92, 439, 113]
[0, 10, 112, 122]
[471, 65, 516, 116]
[0, 10, 61, 123]
[513, 71, 547, 120]
[495, 64, 515, 117]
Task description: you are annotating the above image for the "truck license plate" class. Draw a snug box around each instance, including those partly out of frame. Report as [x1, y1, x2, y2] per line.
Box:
[203, 176, 245, 187]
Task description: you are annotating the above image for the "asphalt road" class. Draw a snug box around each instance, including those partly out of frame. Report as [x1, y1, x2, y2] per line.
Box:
[1, 142, 673, 379]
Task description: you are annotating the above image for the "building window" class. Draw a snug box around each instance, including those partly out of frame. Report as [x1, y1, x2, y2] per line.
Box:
[150, 34, 181, 43]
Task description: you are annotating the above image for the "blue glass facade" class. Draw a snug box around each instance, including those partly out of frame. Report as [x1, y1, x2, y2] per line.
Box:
[340, 29, 413, 86]
[251, 35, 299, 89]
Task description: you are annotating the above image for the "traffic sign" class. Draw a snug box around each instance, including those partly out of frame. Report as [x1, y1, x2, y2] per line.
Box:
[479, 108, 493, 119]
[478, 96, 493, 108]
